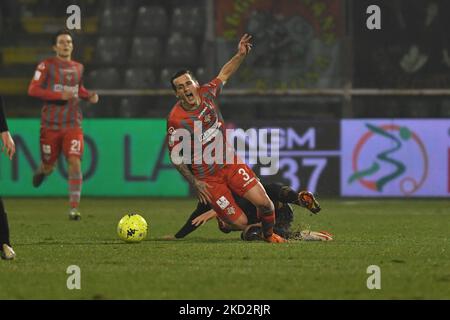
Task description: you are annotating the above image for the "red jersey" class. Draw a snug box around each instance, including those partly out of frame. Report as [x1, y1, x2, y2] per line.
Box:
[167, 78, 237, 178]
[28, 57, 91, 129]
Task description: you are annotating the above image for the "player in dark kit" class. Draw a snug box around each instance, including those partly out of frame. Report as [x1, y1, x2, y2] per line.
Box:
[167, 34, 284, 243]
[0, 96, 16, 260]
[169, 183, 328, 241]
[28, 29, 99, 220]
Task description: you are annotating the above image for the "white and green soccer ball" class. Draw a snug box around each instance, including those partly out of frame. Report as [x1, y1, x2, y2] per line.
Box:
[117, 213, 148, 243]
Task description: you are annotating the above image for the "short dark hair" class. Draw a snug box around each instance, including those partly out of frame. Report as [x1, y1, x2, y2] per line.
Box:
[53, 29, 73, 46]
[170, 69, 196, 91]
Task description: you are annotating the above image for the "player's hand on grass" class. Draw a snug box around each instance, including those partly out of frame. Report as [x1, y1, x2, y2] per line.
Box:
[162, 235, 176, 240]
[192, 210, 217, 227]
[1, 131, 15, 160]
[88, 92, 99, 104]
[61, 90, 75, 100]
[238, 33, 252, 56]
[194, 179, 213, 205]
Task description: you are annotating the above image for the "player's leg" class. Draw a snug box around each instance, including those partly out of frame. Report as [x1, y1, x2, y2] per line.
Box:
[242, 182, 286, 242]
[33, 128, 61, 187]
[263, 183, 330, 240]
[264, 182, 321, 214]
[204, 177, 249, 231]
[227, 165, 286, 243]
[0, 198, 15, 260]
[63, 128, 84, 220]
[66, 156, 82, 220]
[273, 203, 294, 239]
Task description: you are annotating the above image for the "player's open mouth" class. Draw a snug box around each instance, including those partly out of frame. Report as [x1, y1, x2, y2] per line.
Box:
[186, 93, 195, 101]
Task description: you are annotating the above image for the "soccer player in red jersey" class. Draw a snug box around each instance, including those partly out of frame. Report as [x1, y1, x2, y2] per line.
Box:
[167, 34, 285, 243]
[28, 30, 99, 220]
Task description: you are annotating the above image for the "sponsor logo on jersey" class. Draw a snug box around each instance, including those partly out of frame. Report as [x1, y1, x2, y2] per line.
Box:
[42, 144, 51, 154]
[226, 206, 235, 215]
[34, 71, 42, 81]
[203, 114, 211, 124]
[198, 119, 222, 143]
[216, 196, 230, 210]
[53, 84, 79, 97]
[168, 127, 176, 147]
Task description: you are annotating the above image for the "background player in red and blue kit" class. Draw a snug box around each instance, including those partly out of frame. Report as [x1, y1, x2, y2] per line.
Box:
[167, 34, 285, 243]
[28, 30, 99, 220]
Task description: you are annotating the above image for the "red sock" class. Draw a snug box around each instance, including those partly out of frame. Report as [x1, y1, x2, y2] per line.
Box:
[259, 210, 275, 238]
[69, 172, 82, 209]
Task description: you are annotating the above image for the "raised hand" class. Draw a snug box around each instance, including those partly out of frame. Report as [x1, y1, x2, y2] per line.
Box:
[238, 33, 253, 56]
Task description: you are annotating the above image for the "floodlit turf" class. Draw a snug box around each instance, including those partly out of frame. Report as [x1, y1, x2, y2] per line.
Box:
[0, 197, 449, 299]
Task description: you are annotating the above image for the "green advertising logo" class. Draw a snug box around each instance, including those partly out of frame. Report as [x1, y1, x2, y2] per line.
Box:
[348, 123, 428, 195]
[0, 119, 188, 196]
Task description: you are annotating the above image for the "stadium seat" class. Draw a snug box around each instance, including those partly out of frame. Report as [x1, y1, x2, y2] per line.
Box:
[85, 68, 121, 89]
[119, 97, 144, 118]
[135, 5, 168, 36]
[124, 68, 156, 89]
[166, 33, 198, 67]
[130, 37, 162, 66]
[99, 6, 134, 35]
[0, 8, 3, 34]
[195, 67, 208, 85]
[171, 6, 205, 37]
[160, 67, 208, 89]
[160, 67, 179, 89]
[95, 37, 127, 64]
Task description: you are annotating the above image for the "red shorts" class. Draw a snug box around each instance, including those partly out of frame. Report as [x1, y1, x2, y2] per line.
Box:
[200, 163, 259, 223]
[40, 127, 84, 165]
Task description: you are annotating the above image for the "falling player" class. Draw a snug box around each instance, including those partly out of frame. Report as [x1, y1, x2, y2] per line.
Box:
[167, 183, 331, 242]
[167, 34, 285, 243]
[28, 29, 99, 220]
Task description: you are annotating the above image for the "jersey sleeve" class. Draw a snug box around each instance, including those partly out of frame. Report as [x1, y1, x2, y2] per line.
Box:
[167, 115, 181, 155]
[27, 61, 64, 101]
[203, 78, 224, 99]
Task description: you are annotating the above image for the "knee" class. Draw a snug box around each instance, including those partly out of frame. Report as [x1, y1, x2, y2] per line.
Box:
[67, 157, 81, 171]
[42, 163, 55, 175]
[227, 214, 248, 230]
[257, 199, 274, 215]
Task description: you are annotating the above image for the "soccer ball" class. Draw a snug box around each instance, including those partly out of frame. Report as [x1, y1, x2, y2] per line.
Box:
[117, 213, 148, 243]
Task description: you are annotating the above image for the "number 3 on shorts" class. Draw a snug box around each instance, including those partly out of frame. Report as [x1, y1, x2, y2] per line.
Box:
[70, 139, 81, 153]
[238, 168, 250, 181]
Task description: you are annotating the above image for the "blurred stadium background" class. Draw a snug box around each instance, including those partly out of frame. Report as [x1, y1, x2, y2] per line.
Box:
[0, 0, 449, 199]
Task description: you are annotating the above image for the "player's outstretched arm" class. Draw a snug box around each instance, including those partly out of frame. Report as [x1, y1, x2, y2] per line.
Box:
[217, 34, 252, 84]
[78, 83, 99, 104]
[192, 210, 217, 227]
[172, 206, 214, 239]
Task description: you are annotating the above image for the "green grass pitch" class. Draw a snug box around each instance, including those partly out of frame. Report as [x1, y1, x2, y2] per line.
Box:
[0, 197, 449, 299]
